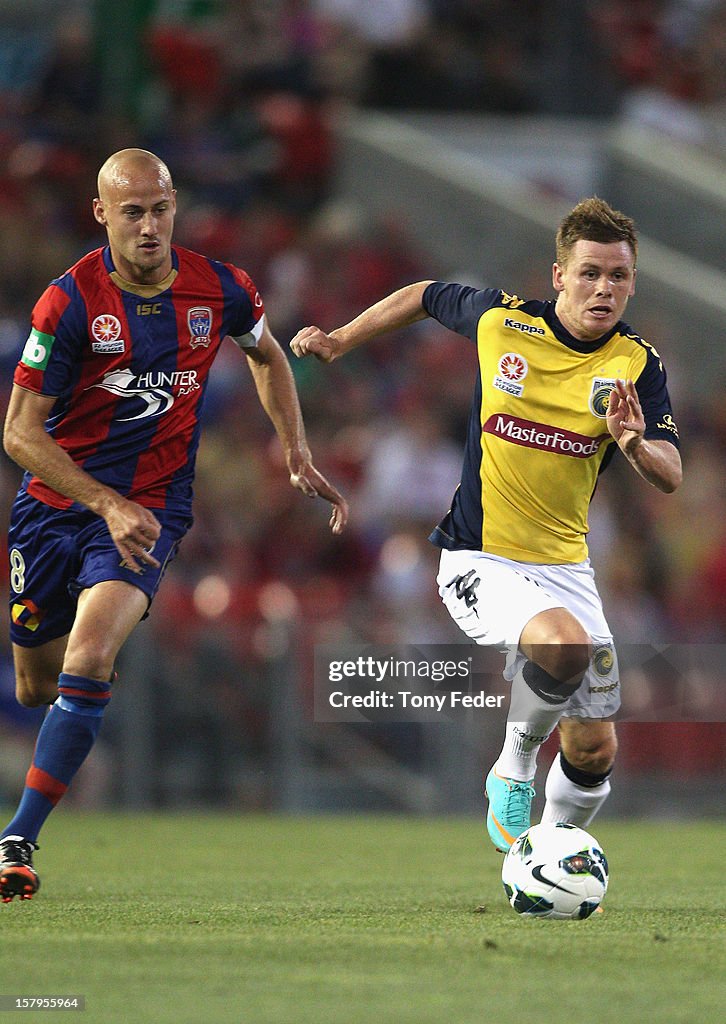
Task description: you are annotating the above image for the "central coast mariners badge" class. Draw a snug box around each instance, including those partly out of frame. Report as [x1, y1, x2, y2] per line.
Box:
[188, 306, 213, 348]
[589, 377, 617, 418]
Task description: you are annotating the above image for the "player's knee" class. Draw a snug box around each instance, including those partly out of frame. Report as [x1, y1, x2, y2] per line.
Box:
[15, 671, 58, 708]
[522, 612, 591, 682]
[564, 734, 618, 776]
[530, 638, 590, 684]
[62, 639, 117, 683]
[556, 643, 590, 683]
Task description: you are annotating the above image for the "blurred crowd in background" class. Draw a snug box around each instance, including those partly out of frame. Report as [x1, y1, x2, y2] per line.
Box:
[0, 0, 724, 808]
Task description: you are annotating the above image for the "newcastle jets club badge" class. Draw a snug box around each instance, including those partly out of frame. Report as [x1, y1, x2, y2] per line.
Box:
[188, 306, 213, 348]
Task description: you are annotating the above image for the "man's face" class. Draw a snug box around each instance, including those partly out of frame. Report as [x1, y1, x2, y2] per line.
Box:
[93, 165, 176, 284]
[553, 239, 636, 342]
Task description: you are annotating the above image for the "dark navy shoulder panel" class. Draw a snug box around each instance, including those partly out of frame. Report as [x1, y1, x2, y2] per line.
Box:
[423, 283, 501, 342]
[423, 283, 552, 344]
[627, 329, 680, 448]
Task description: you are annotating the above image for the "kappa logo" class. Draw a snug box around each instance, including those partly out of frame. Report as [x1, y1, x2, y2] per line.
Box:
[589, 682, 619, 693]
[513, 725, 550, 744]
[188, 306, 213, 348]
[503, 317, 545, 337]
[91, 314, 125, 354]
[493, 352, 528, 397]
[589, 378, 617, 419]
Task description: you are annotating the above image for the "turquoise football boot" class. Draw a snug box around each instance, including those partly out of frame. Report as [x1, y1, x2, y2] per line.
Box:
[485, 767, 535, 852]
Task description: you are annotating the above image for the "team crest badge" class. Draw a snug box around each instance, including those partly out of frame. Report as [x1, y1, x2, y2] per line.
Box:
[188, 306, 213, 348]
[589, 377, 617, 419]
[593, 644, 615, 676]
[493, 352, 528, 397]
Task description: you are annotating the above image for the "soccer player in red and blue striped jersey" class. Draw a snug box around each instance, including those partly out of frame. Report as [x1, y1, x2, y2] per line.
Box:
[0, 149, 348, 902]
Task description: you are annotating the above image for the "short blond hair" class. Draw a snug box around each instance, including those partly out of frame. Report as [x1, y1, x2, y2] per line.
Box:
[556, 197, 637, 266]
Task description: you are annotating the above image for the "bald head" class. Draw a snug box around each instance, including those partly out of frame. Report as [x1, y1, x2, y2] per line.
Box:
[93, 149, 177, 285]
[97, 149, 173, 202]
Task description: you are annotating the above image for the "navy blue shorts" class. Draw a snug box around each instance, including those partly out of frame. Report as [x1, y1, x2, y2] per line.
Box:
[8, 488, 192, 648]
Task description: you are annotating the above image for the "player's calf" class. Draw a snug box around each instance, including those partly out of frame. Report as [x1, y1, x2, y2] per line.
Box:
[560, 726, 618, 776]
[541, 752, 613, 829]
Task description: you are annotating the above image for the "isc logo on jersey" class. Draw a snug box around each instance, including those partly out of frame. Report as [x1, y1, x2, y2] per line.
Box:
[493, 352, 528, 397]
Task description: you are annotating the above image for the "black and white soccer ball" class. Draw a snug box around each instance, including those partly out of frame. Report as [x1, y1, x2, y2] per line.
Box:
[501, 822, 609, 920]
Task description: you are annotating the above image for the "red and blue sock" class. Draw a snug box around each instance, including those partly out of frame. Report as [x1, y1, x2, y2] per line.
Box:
[1, 673, 112, 843]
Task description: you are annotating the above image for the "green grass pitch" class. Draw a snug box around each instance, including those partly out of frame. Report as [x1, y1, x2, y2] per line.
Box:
[1, 813, 724, 1024]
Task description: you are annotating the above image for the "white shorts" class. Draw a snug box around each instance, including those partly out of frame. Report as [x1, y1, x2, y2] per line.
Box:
[437, 549, 620, 719]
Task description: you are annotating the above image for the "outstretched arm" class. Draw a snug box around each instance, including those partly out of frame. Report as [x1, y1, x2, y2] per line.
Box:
[606, 378, 682, 493]
[244, 322, 348, 534]
[3, 385, 161, 572]
[290, 281, 434, 363]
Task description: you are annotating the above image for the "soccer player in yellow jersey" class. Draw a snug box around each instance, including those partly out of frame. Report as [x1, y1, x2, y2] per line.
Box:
[291, 197, 681, 851]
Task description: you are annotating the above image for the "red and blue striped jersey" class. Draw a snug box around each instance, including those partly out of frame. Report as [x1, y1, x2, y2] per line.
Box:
[14, 244, 265, 515]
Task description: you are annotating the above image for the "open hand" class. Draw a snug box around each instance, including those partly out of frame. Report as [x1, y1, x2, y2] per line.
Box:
[289, 461, 348, 534]
[103, 497, 162, 573]
[606, 378, 645, 451]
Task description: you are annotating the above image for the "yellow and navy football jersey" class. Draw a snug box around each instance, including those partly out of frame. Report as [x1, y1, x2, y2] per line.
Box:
[424, 283, 679, 565]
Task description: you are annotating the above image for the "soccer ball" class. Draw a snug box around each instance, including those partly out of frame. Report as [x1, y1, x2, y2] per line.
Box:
[501, 822, 608, 920]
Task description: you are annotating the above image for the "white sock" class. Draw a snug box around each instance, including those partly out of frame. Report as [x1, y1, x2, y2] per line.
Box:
[494, 722, 550, 781]
[494, 667, 566, 781]
[540, 753, 611, 828]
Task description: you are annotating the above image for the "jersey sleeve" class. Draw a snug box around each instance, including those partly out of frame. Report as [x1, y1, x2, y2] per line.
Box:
[227, 266, 266, 349]
[422, 282, 501, 342]
[14, 282, 86, 396]
[635, 343, 680, 448]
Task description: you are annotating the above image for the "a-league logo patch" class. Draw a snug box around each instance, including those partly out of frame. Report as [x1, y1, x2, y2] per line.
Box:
[493, 352, 528, 397]
[188, 306, 213, 348]
[589, 378, 617, 419]
[91, 314, 125, 354]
